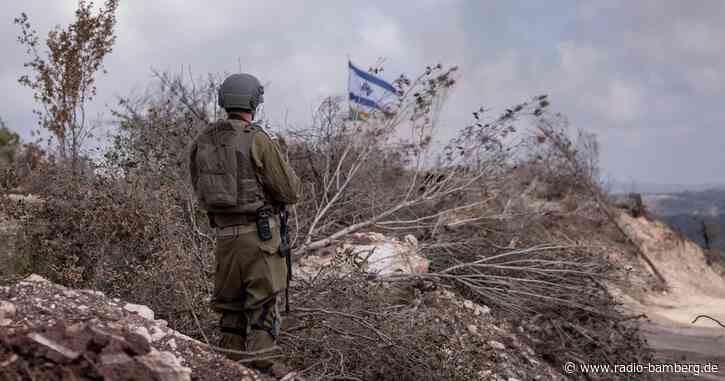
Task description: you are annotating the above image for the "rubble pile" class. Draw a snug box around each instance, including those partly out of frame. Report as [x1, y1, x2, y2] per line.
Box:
[419, 289, 566, 381]
[0, 275, 266, 381]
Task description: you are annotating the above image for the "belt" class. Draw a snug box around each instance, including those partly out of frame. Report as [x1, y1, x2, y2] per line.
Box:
[216, 219, 277, 238]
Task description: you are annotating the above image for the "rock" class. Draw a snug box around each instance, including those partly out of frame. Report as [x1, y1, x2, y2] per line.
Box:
[24, 274, 49, 283]
[99, 352, 154, 380]
[101, 353, 134, 365]
[150, 326, 167, 342]
[84, 290, 105, 297]
[488, 340, 506, 351]
[467, 324, 478, 335]
[0, 271, 260, 380]
[0, 301, 16, 319]
[134, 326, 152, 343]
[137, 350, 192, 381]
[28, 332, 80, 363]
[124, 331, 152, 356]
[474, 304, 491, 316]
[462, 299, 490, 316]
[124, 303, 155, 320]
[0, 354, 18, 368]
[296, 232, 429, 279]
[65, 323, 85, 335]
[441, 290, 456, 299]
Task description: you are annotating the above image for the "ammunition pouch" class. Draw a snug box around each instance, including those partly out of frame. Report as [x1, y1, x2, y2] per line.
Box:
[256, 206, 273, 241]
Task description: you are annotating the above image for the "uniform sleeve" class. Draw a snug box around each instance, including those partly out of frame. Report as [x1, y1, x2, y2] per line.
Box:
[251, 131, 301, 205]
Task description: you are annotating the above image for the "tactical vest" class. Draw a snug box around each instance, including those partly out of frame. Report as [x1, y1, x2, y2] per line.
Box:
[192, 119, 267, 214]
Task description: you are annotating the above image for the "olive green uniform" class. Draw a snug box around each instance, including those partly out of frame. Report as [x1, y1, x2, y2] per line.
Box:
[189, 114, 300, 365]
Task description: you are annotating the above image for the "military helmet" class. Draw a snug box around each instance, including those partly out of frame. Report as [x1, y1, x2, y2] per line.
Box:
[218, 73, 264, 112]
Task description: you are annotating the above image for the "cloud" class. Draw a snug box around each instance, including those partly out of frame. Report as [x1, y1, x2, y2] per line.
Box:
[602, 80, 643, 124]
[1, 0, 723, 185]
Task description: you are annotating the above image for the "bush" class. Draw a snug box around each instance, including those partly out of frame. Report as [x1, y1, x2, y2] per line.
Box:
[6, 65, 653, 379]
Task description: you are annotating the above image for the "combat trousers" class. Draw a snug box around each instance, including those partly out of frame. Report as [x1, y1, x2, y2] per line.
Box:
[211, 219, 287, 367]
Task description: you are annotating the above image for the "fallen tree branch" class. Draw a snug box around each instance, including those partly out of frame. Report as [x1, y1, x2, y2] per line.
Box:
[691, 314, 725, 328]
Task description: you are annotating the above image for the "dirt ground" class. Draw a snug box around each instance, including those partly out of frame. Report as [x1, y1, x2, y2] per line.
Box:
[616, 213, 725, 380]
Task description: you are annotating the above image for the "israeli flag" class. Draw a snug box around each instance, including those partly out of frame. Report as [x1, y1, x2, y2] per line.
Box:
[348, 61, 399, 120]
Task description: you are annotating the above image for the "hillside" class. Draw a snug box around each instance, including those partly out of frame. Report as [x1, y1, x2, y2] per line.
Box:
[613, 212, 725, 379]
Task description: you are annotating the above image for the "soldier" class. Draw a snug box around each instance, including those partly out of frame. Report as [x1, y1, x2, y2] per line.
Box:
[188, 73, 300, 376]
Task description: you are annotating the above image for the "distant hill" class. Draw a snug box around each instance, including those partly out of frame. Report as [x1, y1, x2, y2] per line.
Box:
[642, 189, 725, 251]
[610, 180, 725, 195]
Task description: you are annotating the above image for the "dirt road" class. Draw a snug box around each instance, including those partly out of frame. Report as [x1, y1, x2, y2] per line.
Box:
[641, 322, 724, 380]
[634, 294, 725, 380]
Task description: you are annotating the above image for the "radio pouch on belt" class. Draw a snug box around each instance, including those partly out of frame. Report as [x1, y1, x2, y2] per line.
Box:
[256, 207, 272, 241]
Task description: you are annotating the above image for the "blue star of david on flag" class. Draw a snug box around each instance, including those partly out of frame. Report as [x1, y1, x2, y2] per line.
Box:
[360, 82, 373, 96]
[347, 60, 399, 121]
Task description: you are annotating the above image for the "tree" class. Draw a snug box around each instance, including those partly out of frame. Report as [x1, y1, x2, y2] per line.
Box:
[0, 117, 21, 168]
[702, 218, 721, 251]
[15, 0, 119, 174]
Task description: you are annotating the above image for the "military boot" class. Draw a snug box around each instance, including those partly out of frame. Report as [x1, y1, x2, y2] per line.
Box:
[218, 312, 248, 360]
[246, 328, 293, 378]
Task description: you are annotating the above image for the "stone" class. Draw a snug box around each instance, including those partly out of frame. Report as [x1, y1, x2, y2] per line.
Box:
[463, 300, 474, 310]
[124, 303, 155, 320]
[124, 331, 152, 356]
[474, 304, 491, 316]
[28, 333, 80, 363]
[0, 301, 16, 319]
[488, 340, 506, 351]
[137, 350, 192, 381]
[150, 326, 166, 342]
[467, 324, 478, 335]
[24, 274, 49, 283]
[134, 326, 152, 343]
[65, 323, 85, 335]
[296, 232, 429, 279]
[101, 353, 134, 365]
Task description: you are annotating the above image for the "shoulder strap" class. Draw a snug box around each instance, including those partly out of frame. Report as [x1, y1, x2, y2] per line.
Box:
[251, 122, 277, 141]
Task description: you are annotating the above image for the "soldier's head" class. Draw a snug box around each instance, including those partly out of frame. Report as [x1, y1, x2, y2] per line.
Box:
[218, 73, 264, 122]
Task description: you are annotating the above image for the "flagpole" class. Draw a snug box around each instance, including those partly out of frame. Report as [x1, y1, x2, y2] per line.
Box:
[346, 54, 357, 134]
[346, 54, 354, 124]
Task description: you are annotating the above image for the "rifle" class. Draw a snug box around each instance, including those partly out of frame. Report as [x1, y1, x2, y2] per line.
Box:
[278, 206, 292, 313]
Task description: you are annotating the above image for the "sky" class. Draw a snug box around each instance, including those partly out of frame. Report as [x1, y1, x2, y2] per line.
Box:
[1, 0, 724, 187]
